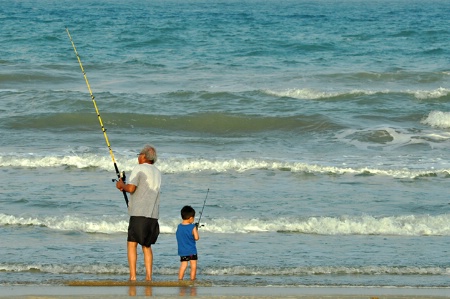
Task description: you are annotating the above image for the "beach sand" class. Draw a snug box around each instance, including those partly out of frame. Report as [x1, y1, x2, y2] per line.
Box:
[1, 283, 449, 299]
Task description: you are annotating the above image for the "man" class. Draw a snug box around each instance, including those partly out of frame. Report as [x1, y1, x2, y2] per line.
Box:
[116, 144, 161, 281]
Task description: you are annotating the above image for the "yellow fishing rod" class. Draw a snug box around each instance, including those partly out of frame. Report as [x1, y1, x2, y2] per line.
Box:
[66, 28, 129, 207]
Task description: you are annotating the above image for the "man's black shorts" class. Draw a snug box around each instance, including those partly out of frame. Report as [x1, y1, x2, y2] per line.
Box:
[128, 216, 159, 247]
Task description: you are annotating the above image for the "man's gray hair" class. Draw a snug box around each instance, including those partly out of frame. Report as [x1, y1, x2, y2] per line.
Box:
[140, 144, 157, 163]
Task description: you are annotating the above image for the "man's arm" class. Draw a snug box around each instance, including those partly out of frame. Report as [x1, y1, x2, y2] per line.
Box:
[116, 178, 136, 194]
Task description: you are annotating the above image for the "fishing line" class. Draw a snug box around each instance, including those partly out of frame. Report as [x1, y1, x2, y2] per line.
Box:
[66, 27, 129, 207]
[196, 188, 209, 228]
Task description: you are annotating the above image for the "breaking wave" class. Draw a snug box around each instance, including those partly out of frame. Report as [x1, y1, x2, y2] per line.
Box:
[2, 213, 449, 236]
[1, 154, 449, 179]
[1, 262, 448, 277]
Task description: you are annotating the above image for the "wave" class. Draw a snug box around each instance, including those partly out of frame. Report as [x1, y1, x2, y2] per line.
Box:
[264, 88, 377, 100]
[0, 71, 72, 86]
[203, 265, 450, 277]
[335, 123, 450, 151]
[199, 215, 450, 236]
[1, 155, 449, 179]
[0, 262, 128, 275]
[0, 214, 128, 234]
[421, 110, 450, 129]
[1, 262, 448, 278]
[264, 87, 450, 101]
[329, 71, 450, 86]
[2, 213, 449, 236]
[4, 112, 343, 134]
[2, 87, 449, 119]
[414, 87, 450, 100]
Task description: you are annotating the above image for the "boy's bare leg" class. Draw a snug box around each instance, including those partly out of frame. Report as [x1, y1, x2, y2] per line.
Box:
[190, 260, 197, 280]
[127, 241, 138, 281]
[142, 245, 153, 281]
[178, 261, 188, 280]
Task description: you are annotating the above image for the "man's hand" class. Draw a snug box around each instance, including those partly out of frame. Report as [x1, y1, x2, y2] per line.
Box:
[116, 178, 125, 191]
[116, 179, 136, 194]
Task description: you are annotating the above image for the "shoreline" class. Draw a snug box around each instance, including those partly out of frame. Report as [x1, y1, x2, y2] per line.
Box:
[2, 285, 450, 298]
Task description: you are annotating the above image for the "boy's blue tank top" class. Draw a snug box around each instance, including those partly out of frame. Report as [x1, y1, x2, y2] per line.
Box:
[176, 223, 197, 256]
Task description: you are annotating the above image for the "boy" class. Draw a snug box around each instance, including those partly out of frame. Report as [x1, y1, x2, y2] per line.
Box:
[176, 205, 200, 280]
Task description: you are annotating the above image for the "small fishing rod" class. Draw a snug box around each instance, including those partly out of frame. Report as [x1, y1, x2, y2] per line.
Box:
[196, 188, 209, 228]
[66, 28, 129, 207]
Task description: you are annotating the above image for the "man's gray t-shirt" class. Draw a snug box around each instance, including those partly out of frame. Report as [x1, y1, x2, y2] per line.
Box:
[128, 163, 161, 219]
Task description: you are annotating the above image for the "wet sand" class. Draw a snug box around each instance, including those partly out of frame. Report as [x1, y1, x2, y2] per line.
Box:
[1, 284, 450, 299]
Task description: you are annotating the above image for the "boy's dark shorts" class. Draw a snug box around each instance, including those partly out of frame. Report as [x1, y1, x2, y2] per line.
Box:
[128, 216, 159, 247]
[180, 254, 198, 262]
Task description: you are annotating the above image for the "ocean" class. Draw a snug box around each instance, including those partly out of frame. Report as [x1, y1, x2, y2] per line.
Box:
[1, 0, 450, 289]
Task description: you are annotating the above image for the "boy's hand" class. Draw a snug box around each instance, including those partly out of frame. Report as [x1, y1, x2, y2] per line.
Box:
[195, 222, 199, 228]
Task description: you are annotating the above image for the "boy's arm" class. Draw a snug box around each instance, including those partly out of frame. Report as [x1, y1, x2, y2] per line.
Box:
[192, 225, 199, 241]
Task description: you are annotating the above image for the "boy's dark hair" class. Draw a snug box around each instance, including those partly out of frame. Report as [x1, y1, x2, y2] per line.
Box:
[181, 205, 196, 220]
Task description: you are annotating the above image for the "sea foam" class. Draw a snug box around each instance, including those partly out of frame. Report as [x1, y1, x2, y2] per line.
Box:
[422, 110, 450, 129]
[1, 155, 449, 179]
[2, 213, 449, 236]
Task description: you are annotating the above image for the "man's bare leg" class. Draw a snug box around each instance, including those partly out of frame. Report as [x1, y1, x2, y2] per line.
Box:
[127, 241, 138, 281]
[142, 245, 153, 281]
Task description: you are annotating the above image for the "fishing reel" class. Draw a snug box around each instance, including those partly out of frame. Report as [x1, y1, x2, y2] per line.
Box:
[195, 222, 205, 229]
[112, 171, 126, 183]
